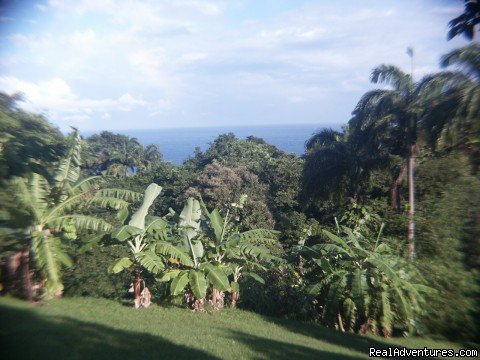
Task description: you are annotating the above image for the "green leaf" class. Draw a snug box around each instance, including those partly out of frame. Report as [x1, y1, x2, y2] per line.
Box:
[208, 208, 224, 244]
[78, 235, 102, 254]
[307, 283, 323, 296]
[111, 225, 142, 241]
[138, 250, 164, 274]
[189, 270, 207, 299]
[50, 215, 113, 233]
[230, 281, 239, 293]
[322, 230, 353, 256]
[351, 268, 367, 317]
[110, 257, 133, 274]
[205, 265, 229, 291]
[155, 242, 194, 267]
[191, 240, 204, 260]
[179, 197, 201, 240]
[129, 183, 162, 230]
[158, 270, 181, 282]
[54, 130, 82, 186]
[96, 188, 143, 202]
[116, 208, 129, 224]
[243, 272, 265, 284]
[170, 272, 189, 295]
[145, 216, 168, 234]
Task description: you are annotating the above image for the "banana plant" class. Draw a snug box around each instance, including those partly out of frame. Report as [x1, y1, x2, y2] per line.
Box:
[155, 198, 232, 310]
[303, 222, 435, 337]
[157, 196, 281, 309]
[199, 197, 282, 308]
[4, 130, 141, 299]
[109, 183, 166, 308]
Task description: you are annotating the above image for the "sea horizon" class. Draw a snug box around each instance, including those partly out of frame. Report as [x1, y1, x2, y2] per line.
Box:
[81, 123, 340, 165]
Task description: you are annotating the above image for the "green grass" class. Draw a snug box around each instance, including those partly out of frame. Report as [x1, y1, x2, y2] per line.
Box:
[0, 297, 471, 359]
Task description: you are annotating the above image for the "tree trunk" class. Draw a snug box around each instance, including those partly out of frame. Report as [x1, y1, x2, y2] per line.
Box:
[133, 266, 142, 309]
[337, 313, 345, 332]
[1, 252, 22, 294]
[22, 238, 34, 301]
[407, 145, 416, 260]
[183, 287, 205, 311]
[210, 286, 224, 310]
[230, 291, 239, 309]
[391, 162, 407, 211]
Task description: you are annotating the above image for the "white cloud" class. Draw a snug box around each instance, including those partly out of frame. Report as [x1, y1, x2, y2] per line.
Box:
[0, 0, 468, 130]
[0, 76, 145, 122]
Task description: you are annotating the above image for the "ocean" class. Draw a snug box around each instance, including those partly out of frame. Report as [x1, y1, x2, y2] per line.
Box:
[83, 123, 335, 165]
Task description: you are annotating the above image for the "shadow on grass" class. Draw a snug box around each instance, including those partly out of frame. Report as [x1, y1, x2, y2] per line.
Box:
[0, 304, 219, 360]
[263, 317, 437, 360]
[226, 329, 369, 360]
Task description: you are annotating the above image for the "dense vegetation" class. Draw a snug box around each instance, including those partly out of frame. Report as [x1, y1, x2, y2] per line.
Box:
[1, 7, 479, 350]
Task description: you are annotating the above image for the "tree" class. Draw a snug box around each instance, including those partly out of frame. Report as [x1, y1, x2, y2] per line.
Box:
[85, 132, 162, 177]
[152, 196, 280, 310]
[155, 197, 231, 311]
[302, 129, 366, 204]
[448, 0, 480, 41]
[349, 62, 419, 259]
[2, 131, 141, 298]
[110, 183, 166, 308]
[198, 197, 281, 308]
[418, 44, 480, 171]
[142, 144, 163, 171]
[304, 224, 433, 337]
[0, 97, 66, 180]
[187, 161, 275, 230]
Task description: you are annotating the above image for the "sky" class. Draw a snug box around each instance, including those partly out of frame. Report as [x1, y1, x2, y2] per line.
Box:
[0, 0, 469, 131]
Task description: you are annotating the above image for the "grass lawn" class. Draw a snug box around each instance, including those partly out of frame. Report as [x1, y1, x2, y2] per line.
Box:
[0, 297, 473, 359]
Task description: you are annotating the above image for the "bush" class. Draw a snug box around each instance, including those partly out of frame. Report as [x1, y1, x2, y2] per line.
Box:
[63, 245, 131, 300]
[239, 265, 313, 320]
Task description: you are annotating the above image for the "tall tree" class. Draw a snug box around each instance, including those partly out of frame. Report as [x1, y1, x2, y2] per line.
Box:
[418, 44, 480, 171]
[448, 0, 480, 41]
[350, 62, 419, 259]
[302, 129, 364, 204]
[86, 132, 156, 177]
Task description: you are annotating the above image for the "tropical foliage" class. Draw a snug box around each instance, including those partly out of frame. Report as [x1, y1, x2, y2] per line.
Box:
[0, 39, 479, 343]
[303, 223, 433, 336]
[1, 130, 141, 298]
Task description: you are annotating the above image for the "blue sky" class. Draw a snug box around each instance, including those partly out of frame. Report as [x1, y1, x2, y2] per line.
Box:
[0, 0, 468, 131]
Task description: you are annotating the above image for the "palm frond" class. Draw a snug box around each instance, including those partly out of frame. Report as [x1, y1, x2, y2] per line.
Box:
[370, 65, 412, 91]
[155, 241, 194, 267]
[96, 188, 143, 202]
[49, 215, 113, 232]
[137, 249, 165, 274]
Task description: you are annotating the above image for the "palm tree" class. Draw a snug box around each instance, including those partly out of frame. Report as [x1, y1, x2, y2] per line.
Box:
[418, 44, 480, 171]
[142, 144, 162, 170]
[85, 132, 146, 177]
[107, 137, 144, 177]
[350, 61, 420, 260]
[302, 129, 364, 204]
[448, 0, 480, 41]
[4, 131, 141, 298]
